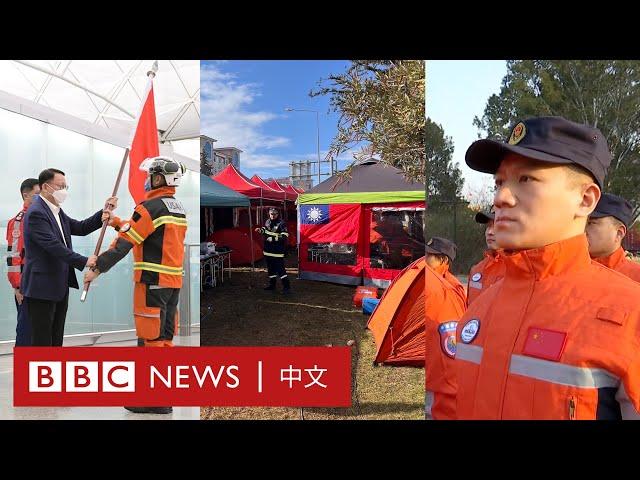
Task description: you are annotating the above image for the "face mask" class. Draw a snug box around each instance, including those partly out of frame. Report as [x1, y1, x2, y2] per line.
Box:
[47, 184, 68, 204]
[144, 177, 151, 192]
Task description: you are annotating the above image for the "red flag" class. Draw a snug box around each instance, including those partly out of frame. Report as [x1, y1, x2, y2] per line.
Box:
[522, 327, 567, 362]
[128, 74, 159, 205]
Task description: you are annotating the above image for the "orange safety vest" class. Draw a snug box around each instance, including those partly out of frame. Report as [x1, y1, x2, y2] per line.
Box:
[424, 263, 467, 420]
[593, 246, 640, 283]
[467, 250, 505, 306]
[454, 234, 640, 420]
[6, 203, 27, 289]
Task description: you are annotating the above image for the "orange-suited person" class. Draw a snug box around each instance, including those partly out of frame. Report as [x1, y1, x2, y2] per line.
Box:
[424, 237, 467, 304]
[466, 209, 505, 306]
[423, 236, 467, 419]
[84, 156, 187, 415]
[452, 116, 640, 419]
[586, 192, 640, 283]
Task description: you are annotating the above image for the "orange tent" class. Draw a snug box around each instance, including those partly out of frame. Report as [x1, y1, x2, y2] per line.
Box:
[367, 257, 466, 366]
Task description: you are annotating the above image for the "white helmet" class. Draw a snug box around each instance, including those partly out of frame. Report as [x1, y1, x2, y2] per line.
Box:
[139, 156, 186, 187]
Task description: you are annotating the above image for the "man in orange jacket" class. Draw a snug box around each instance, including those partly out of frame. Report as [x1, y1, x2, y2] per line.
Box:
[6, 178, 40, 346]
[423, 236, 467, 419]
[586, 193, 640, 283]
[84, 156, 187, 415]
[425, 237, 467, 304]
[449, 116, 640, 420]
[467, 210, 505, 306]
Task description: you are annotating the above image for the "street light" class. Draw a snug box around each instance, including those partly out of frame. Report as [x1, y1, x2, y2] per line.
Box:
[285, 107, 322, 186]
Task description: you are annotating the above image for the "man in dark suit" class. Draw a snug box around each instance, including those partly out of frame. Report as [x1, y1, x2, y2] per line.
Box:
[21, 168, 117, 346]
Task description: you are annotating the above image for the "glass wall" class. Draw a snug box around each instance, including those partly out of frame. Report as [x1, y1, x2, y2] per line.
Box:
[0, 107, 200, 342]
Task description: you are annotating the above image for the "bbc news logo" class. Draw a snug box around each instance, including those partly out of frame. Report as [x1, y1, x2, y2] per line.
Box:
[14, 347, 351, 407]
[29, 361, 135, 392]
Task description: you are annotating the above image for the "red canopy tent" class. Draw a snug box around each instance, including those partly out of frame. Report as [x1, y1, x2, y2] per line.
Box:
[252, 176, 298, 246]
[281, 182, 300, 201]
[250, 175, 286, 201]
[214, 164, 269, 199]
[211, 166, 300, 260]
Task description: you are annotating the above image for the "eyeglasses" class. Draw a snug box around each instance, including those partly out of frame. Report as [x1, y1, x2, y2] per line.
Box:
[47, 183, 69, 191]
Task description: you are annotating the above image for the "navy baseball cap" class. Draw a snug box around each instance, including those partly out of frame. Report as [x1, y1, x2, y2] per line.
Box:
[425, 236, 457, 263]
[465, 116, 611, 188]
[475, 210, 495, 224]
[591, 193, 632, 227]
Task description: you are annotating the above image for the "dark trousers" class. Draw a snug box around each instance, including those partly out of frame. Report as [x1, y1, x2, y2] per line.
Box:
[266, 256, 286, 278]
[14, 296, 31, 347]
[27, 292, 69, 347]
[265, 256, 289, 289]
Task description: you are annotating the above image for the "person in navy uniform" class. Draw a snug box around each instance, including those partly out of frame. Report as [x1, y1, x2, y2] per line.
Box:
[255, 207, 291, 293]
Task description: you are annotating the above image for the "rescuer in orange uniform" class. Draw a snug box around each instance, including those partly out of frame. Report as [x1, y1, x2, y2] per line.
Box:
[425, 237, 467, 304]
[586, 192, 640, 283]
[466, 209, 505, 306]
[6, 178, 40, 346]
[448, 116, 640, 420]
[423, 236, 467, 419]
[84, 156, 187, 415]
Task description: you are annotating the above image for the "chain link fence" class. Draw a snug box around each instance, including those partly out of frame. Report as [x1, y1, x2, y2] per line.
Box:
[425, 199, 486, 276]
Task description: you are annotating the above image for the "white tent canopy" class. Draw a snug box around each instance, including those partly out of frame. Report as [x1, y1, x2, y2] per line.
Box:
[0, 60, 199, 142]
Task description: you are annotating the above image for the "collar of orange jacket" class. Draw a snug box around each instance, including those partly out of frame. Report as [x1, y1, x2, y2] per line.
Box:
[444, 270, 464, 290]
[484, 249, 501, 261]
[433, 263, 449, 276]
[502, 234, 592, 281]
[145, 186, 176, 201]
[593, 246, 626, 270]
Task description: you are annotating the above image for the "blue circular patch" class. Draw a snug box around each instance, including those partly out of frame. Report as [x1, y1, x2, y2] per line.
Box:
[460, 318, 480, 344]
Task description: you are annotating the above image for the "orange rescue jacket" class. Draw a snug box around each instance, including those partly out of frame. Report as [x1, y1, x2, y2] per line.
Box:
[6, 203, 27, 289]
[424, 263, 467, 420]
[593, 246, 640, 283]
[467, 250, 505, 306]
[454, 234, 640, 420]
[97, 187, 187, 289]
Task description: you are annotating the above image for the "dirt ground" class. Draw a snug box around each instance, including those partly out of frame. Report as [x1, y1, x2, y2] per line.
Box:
[200, 257, 424, 420]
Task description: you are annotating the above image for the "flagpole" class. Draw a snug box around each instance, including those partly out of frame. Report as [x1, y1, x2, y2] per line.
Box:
[81, 61, 159, 302]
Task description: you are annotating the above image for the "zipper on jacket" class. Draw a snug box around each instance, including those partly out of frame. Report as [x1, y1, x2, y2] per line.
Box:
[568, 396, 577, 420]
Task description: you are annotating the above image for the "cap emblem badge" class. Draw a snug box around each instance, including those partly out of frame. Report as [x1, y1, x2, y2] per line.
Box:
[508, 122, 526, 145]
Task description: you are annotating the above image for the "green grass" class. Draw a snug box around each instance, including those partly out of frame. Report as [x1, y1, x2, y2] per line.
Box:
[200, 265, 424, 420]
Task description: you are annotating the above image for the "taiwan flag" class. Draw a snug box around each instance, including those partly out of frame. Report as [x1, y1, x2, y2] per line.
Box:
[300, 204, 330, 225]
[299, 204, 361, 244]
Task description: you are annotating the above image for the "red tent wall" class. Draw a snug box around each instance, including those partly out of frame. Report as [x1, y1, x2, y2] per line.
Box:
[298, 201, 424, 286]
[208, 227, 263, 265]
[362, 201, 425, 287]
[298, 204, 363, 285]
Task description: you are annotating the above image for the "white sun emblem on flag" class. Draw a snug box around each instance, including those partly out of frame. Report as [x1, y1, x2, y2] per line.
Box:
[307, 207, 324, 223]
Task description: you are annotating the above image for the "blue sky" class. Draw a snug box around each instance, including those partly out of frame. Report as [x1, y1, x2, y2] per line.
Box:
[200, 60, 357, 184]
[426, 60, 507, 200]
